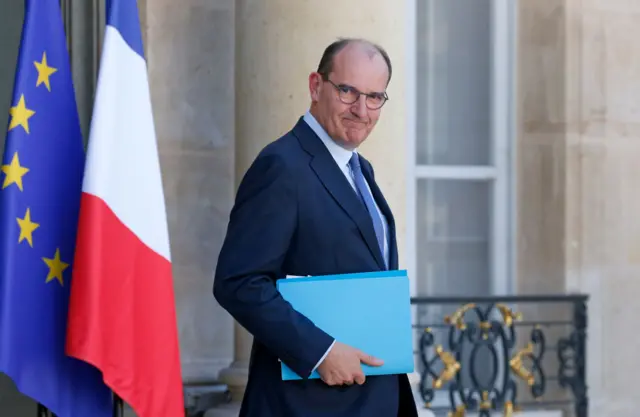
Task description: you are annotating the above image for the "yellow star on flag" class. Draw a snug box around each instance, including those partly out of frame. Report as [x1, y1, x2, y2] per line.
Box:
[34, 52, 57, 91]
[1, 152, 29, 191]
[43, 248, 69, 286]
[8, 95, 35, 134]
[16, 208, 40, 247]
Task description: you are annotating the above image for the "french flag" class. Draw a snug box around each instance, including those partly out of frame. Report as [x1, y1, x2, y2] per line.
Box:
[65, 1, 184, 416]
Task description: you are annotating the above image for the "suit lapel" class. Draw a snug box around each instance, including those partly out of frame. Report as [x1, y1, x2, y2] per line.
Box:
[362, 162, 398, 270]
[293, 119, 386, 270]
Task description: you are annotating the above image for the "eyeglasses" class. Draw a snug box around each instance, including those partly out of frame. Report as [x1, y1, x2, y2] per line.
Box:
[324, 79, 389, 110]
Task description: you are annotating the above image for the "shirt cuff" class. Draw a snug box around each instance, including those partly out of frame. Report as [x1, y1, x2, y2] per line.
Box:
[311, 339, 336, 373]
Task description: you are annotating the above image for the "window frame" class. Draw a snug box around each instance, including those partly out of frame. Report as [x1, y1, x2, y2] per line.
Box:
[405, 0, 518, 299]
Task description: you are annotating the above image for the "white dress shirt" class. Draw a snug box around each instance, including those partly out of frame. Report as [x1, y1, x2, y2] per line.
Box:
[302, 111, 390, 373]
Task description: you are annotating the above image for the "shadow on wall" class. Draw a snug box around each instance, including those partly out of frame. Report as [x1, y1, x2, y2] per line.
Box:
[0, 373, 38, 416]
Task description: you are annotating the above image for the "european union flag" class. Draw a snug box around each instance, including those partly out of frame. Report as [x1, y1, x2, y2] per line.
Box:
[0, 1, 112, 416]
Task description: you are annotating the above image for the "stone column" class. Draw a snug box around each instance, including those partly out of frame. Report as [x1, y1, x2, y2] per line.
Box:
[145, 0, 237, 385]
[216, 322, 252, 401]
[516, 0, 640, 415]
[210, 1, 411, 415]
[563, 1, 640, 414]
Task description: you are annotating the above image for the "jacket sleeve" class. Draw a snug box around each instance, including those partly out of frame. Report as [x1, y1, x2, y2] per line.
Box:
[213, 152, 334, 378]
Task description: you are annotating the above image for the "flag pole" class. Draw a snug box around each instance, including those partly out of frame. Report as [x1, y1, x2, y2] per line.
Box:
[112, 393, 124, 417]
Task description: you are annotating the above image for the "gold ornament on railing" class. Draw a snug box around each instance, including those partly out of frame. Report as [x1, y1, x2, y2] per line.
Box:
[504, 400, 514, 417]
[443, 303, 476, 330]
[447, 404, 466, 417]
[510, 342, 535, 386]
[503, 400, 521, 417]
[479, 391, 492, 410]
[479, 320, 492, 340]
[433, 345, 461, 389]
[496, 303, 523, 327]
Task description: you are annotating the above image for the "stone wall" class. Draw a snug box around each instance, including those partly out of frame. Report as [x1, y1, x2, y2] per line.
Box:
[517, 0, 640, 415]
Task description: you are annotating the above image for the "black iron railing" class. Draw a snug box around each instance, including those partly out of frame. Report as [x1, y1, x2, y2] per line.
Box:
[411, 294, 588, 417]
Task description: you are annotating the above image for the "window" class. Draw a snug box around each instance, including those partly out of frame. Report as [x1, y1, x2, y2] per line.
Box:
[407, 0, 518, 405]
[409, 0, 517, 299]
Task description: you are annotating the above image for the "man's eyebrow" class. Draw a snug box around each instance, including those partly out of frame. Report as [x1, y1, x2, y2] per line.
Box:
[337, 82, 386, 95]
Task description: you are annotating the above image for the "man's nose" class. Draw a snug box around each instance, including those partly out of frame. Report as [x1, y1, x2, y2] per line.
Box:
[351, 96, 368, 119]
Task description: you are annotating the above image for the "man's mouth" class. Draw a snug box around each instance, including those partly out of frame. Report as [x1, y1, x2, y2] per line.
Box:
[343, 119, 366, 126]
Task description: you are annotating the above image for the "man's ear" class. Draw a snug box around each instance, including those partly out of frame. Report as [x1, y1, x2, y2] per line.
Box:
[308, 72, 323, 102]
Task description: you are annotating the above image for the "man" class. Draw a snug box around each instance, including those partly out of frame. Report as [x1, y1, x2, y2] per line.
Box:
[213, 38, 418, 417]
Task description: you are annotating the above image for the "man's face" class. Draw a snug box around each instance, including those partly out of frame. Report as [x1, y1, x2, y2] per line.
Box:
[309, 44, 389, 150]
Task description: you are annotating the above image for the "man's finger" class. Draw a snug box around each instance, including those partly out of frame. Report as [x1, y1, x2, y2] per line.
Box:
[354, 372, 366, 385]
[359, 352, 384, 367]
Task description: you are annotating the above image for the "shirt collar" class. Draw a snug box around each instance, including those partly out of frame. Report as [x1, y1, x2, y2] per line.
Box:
[303, 110, 354, 169]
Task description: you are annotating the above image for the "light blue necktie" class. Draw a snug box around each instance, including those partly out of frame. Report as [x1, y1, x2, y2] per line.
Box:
[349, 153, 385, 266]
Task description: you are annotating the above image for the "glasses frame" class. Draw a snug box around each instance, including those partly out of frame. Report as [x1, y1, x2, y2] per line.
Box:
[324, 78, 389, 110]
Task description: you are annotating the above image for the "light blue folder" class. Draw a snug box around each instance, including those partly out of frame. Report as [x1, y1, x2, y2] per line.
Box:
[276, 269, 414, 380]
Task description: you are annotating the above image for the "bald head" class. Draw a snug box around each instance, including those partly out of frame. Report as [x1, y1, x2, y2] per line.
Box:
[316, 38, 392, 85]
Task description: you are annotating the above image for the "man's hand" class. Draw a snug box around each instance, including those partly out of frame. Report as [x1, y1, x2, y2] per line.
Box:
[316, 341, 384, 386]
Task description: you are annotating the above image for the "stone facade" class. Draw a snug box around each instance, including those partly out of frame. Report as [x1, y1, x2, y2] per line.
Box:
[1, 0, 639, 416]
[518, 0, 640, 415]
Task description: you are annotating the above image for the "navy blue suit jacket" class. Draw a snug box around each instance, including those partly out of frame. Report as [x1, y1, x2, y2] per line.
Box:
[214, 118, 418, 417]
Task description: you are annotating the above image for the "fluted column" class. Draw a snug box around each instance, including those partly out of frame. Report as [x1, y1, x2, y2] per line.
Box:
[210, 1, 410, 416]
[145, 0, 237, 386]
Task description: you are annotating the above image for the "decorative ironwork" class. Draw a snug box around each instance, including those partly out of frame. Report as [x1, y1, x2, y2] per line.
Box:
[432, 343, 461, 389]
[557, 300, 588, 417]
[413, 295, 588, 417]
